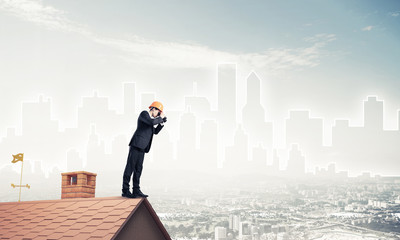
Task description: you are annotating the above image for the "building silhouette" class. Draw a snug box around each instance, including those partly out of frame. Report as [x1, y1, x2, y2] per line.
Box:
[20, 96, 70, 170]
[286, 144, 305, 177]
[86, 124, 107, 173]
[218, 64, 236, 127]
[224, 124, 248, 171]
[22, 96, 58, 136]
[185, 82, 215, 121]
[364, 96, 383, 131]
[331, 96, 400, 175]
[285, 110, 323, 167]
[217, 63, 237, 163]
[242, 72, 273, 149]
[199, 119, 218, 171]
[177, 108, 198, 169]
[270, 149, 280, 174]
[251, 143, 267, 172]
[78, 91, 118, 139]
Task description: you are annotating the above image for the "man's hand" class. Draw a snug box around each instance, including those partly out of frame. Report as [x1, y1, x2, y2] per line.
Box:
[160, 112, 166, 118]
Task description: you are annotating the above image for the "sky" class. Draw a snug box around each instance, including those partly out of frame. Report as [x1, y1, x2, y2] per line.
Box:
[1, 0, 400, 143]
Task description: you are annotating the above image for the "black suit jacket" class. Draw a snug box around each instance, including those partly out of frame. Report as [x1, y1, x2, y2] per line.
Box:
[129, 111, 164, 153]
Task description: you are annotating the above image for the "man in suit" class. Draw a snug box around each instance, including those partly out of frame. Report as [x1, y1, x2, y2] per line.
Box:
[122, 101, 167, 198]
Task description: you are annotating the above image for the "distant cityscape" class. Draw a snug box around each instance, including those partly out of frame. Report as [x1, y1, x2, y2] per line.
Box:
[1, 64, 399, 179]
[151, 175, 400, 240]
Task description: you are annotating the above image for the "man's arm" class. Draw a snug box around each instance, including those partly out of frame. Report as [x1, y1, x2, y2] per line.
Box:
[155, 116, 167, 135]
[139, 111, 164, 126]
[154, 124, 164, 135]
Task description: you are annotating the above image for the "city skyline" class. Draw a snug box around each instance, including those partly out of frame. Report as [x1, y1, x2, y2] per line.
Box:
[0, 64, 399, 179]
[1, 2, 400, 178]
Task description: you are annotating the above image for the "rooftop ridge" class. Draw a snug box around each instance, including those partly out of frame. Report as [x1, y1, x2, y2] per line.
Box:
[0, 196, 143, 205]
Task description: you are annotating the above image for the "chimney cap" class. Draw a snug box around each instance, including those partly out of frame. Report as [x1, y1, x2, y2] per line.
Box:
[61, 171, 97, 176]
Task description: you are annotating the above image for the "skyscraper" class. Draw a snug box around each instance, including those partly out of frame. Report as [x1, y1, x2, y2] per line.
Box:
[242, 72, 273, 149]
[218, 63, 237, 135]
[364, 96, 383, 131]
[218, 64, 236, 118]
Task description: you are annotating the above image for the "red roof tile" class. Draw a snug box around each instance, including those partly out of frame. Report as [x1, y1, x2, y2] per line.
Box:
[102, 215, 124, 223]
[47, 232, 67, 239]
[0, 197, 142, 239]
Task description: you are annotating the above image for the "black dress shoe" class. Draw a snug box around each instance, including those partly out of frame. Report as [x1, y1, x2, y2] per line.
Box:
[133, 189, 148, 198]
[122, 192, 137, 198]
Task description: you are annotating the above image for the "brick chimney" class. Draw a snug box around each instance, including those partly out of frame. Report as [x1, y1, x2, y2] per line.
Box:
[61, 171, 97, 199]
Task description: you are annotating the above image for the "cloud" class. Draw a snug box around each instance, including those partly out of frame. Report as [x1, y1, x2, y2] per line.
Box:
[389, 11, 400, 17]
[0, 0, 335, 73]
[0, 0, 90, 35]
[362, 26, 374, 31]
[93, 33, 333, 71]
[304, 34, 336, 43]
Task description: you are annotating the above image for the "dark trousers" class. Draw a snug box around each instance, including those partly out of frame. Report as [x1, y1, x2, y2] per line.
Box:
[122, 146, 145, 192]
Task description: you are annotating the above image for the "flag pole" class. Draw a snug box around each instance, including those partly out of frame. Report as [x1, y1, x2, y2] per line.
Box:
[19, 160, 23, 202]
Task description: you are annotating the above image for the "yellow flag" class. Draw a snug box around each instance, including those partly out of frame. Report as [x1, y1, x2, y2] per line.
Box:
[12, 153, 24, 163]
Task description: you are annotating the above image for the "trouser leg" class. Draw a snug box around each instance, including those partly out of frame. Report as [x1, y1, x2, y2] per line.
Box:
[132, 149, 145, 190]
[122, 146, 135, 192]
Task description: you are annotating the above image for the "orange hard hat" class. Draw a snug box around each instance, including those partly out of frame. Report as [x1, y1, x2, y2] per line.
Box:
[149, 101, 164, 112]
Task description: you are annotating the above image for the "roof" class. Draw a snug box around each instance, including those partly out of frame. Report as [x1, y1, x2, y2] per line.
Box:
[0, 196, 170, 240]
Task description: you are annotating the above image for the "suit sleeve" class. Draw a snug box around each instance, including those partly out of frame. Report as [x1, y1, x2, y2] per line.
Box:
[139, 111, 164, 126]
[154, 124, 164, 135]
